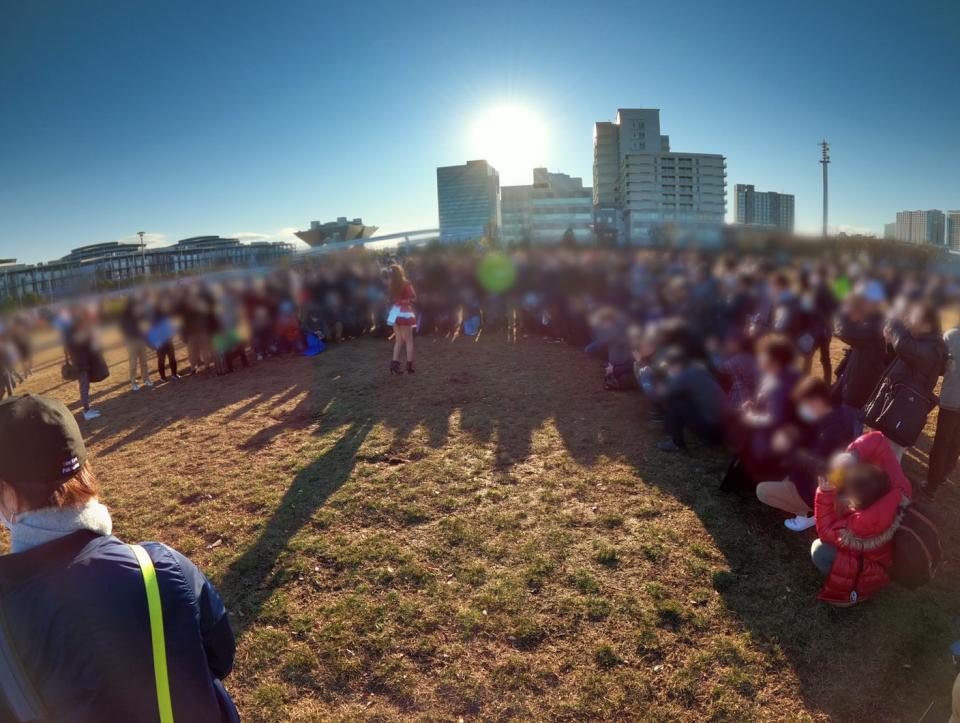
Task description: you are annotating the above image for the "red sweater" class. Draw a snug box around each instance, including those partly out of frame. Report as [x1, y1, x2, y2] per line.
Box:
[815, 431, 911, 605]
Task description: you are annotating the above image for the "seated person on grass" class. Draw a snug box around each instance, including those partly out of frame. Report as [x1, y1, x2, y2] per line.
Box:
[756, 376, 862, 532]
[811, 430, 912, 606]
[656, 346, 727, 453]
[731, 333, 801, 485]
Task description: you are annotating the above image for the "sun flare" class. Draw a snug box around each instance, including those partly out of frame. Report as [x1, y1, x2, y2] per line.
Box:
[468, 104, 547, 185]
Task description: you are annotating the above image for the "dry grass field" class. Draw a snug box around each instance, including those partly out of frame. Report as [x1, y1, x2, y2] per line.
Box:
[11, 328, 960, 721]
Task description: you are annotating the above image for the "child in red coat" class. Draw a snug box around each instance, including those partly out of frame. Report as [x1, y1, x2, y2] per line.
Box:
[811, 431, 912, 606]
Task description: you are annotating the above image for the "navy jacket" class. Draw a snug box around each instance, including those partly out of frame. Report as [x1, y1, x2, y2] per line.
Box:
[0, 531, 238, 722]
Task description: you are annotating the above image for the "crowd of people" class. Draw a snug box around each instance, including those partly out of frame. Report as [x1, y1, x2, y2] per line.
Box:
[13, 247, 960, 606]
[0, 242, 959, 717]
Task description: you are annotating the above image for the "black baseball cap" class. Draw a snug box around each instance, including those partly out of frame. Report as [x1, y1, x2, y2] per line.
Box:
[0, 395, 87, 490]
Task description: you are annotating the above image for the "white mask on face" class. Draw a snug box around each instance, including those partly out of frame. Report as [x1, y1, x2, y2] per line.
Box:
[797, 404, 820, 423]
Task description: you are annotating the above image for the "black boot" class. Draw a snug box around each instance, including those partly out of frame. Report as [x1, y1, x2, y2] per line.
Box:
[406, 362, 415, 374]
[390, 360, 403, 375]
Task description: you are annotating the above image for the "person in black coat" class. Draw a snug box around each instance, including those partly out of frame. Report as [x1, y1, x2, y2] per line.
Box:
[880, 301, 946, 395]
[870, 300, 947, 457]
[833, 284, 889, 413]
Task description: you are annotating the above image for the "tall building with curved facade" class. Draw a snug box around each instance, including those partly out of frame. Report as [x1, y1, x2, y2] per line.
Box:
[436, 160, 501, 243]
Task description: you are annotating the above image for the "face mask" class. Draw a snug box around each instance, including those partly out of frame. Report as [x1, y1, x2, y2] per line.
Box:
[797, 404, 819, 423]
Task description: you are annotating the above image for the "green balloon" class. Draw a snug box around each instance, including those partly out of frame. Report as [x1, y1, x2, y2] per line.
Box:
[477, 252, 517, 294]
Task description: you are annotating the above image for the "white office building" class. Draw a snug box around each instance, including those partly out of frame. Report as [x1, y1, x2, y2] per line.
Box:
[895, 210, 945, 245]
[946, 211, 960, 251]
[593, 108, 725, 244]
[501, 168, 593, 244]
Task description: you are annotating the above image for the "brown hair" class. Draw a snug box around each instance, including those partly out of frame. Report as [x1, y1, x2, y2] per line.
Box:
[792, 375, 831, 404]
[388, 264, 407, 299]
[839, 463, 890, 512]
[757, 333, 796, 369]
[13, 462, 99, 511]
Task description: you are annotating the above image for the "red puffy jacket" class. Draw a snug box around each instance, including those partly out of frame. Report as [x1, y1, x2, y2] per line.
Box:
[814, 431, 912, 606]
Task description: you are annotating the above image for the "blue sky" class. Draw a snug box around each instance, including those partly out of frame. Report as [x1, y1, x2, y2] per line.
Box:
[1, 0, 958, 262]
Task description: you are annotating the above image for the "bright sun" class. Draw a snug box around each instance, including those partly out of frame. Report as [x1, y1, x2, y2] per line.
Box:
[468, 104, 547, 185]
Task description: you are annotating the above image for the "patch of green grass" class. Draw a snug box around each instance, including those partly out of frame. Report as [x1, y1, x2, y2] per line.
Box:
[596, 512, 624, 528]
[594, 643, 622, 669]
[585, 596, 613, 621]
[523, 555, 557, 592]
[654, 598, 687, 628]
[250, 684, 285, 721]
[571, 569, 600, 594]
[711, 569, 737, 592]
[592, 539, 620, 567]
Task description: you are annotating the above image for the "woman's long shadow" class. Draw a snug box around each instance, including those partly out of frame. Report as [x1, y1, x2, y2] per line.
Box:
[219, 414, 375, 631]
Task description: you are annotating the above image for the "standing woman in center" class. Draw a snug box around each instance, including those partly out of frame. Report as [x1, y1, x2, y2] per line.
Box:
[388, 263, 417, 374]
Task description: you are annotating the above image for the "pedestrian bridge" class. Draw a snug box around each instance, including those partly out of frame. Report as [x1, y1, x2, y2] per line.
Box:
[303, 228, 439, 254]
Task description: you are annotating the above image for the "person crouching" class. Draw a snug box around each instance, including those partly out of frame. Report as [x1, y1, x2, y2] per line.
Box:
[0, 394, 239, 721]
[811, 430, 912, 606]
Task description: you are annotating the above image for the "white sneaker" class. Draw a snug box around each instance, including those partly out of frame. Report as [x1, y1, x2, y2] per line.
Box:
[131, 382, 140, 392]
[784, 514, 816, 532]
[143, 379, 154, 388]
[83, 409, 101, 421]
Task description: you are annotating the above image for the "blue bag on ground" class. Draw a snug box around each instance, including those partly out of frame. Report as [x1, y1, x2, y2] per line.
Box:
[303, 332, 325, 356]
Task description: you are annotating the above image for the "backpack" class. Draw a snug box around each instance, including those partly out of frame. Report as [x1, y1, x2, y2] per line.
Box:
[890, 500, 943, 589]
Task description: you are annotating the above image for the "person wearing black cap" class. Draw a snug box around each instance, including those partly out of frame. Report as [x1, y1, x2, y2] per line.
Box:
[0, 394, 239, 722]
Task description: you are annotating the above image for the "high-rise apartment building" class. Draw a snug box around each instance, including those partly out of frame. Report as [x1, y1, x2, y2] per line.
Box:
[436, 160, 501, 243]
[734, 184, 795, 232]
[884, 222, 898, 240]
[501, 168, 593, 244]
[895, 210, 945, 245]
[592, 108, 725, 243]
[947, 211, 960, 251]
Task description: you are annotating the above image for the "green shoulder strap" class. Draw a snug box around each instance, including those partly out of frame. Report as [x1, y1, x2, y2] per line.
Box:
[130, 544, 174, 723]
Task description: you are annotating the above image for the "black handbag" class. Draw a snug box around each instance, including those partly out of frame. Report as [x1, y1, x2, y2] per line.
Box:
[60, 363, 79, 382]
[863, 378, 936, 447]
[88, 354, 109, 384]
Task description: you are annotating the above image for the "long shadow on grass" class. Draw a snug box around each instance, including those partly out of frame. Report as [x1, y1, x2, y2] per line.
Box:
[218, 415, 375, 634]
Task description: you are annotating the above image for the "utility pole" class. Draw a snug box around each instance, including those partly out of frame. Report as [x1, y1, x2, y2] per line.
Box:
[137, 230, 147, 278]
[819, 139, 830, 237]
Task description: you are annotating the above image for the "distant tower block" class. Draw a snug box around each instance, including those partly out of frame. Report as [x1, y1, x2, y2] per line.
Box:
[820, 139, 830, 237]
